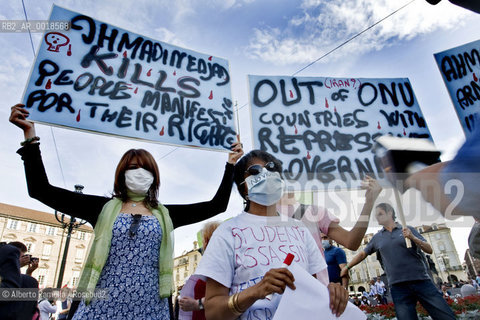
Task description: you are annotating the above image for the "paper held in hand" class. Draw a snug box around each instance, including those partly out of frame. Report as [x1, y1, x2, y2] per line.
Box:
[272, 263, 366, 320]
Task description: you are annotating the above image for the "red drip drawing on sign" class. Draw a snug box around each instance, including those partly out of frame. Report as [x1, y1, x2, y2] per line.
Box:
[147, 69, 152, 77]
[159, 126, 165, 136]
[173, 70, 176, 76]
[76, 109, 81, 122]
[45, 79, 52, 89]
[377, 121, 381, 129]
[294, 124, 298, 134]
[474, 73, 478, 82]
[134, 87, 138, 94]
[306, 151, 312, 160]
[334, 106, 337, 113]
[208, 56, 212, 61]
[289, 90, 293, 98]
[325, 98, 329, 108]
[123, 51, 127, 58]
[208, 91, 213, 99]
[403, 128, 406, 136]
[67, 44, 72, 56]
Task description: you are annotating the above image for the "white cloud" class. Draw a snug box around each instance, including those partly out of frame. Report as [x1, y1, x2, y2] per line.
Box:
[167, 0, 255, 22]
[215, 0, 256, 9]
[0, 52, 30, 81]
[153, 27, 185, 47]
[245, 0, 473, 65]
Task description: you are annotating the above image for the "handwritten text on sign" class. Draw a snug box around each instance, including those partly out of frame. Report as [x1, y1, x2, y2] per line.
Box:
[434, 39, 480, 138]
[22, 5, 235, 150]
[248, 75, 432, 189]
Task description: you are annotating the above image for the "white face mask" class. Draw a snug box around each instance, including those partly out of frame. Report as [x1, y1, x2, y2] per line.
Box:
[245, 168, 285, 206]
[125, 168, 154, 195]
[322, 240, 331, 249]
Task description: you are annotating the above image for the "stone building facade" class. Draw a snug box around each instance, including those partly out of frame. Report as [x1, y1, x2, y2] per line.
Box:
[0, 202, 93, 289]
[173, 241, 202, 295]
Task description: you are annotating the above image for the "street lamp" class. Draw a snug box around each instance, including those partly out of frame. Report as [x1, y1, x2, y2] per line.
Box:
[55, 184, 87, 288]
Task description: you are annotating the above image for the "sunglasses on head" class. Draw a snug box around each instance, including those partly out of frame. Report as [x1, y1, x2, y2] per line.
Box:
[245, 162, 276, 176]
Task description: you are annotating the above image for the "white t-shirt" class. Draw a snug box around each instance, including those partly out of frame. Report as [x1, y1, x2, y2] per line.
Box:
[374, 281, 385, 295]
[195, 211, 326, 320]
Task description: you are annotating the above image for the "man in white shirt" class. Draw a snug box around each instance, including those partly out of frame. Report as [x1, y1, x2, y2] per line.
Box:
[374, 278, 387, 304]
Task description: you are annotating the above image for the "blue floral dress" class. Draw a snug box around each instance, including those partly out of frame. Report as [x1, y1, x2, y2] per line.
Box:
[72, 213, 170, 320]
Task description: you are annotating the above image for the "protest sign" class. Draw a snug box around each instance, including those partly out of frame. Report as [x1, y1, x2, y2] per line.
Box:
[248, 75, 432, 190]
[434, 39, 480, 138]
[22, 5, 235, 151]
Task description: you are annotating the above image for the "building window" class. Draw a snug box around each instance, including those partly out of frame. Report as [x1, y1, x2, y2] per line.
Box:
[184, 272, 188, 278]
[38, 269, 47, 286]
[194, 255, 197, 261]
[25, 242, 35, 253]
[438, 242, 446, 252]
[7, 219, 19, 230]
[72, 271, 80, 287]
[42, 244, 52, 259]
[432, 224, 438, 230]
[28, 223, 37, 233]
[46, 227, 56, 236]
[78, 231, 86, 240]
[75, 248, 85, 263]
[418, 227, 423, 233]
[354, 271, 360, 282]
[176, 274, 180, 281]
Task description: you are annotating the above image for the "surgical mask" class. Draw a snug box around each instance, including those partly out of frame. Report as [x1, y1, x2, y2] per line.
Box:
[245, 168, 285, 206]
[322, 240, 331, 249]
[125, 168, 154, 195]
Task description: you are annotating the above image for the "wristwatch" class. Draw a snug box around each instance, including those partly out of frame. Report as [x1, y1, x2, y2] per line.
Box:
[198, 298, 204, 310]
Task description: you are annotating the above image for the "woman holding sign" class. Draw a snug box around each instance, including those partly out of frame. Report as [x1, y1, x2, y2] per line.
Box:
[9, 104, 244, 320]
[194, 150, 348, 320]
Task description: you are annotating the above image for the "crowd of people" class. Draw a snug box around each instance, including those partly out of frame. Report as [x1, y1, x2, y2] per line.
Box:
[1, 102, 479, 320]
[350, 279, 387, 308]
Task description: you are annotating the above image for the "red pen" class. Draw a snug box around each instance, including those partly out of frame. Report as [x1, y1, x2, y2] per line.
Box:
[265, 253, 295, 300]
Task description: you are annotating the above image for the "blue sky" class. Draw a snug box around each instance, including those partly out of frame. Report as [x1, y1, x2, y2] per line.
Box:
[0, 0, 479, 259]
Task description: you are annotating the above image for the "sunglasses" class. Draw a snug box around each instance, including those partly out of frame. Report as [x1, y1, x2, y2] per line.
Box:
[245, 162, 276, 176]
[129, 214, 142, 238]
[240, 162, 277, 186]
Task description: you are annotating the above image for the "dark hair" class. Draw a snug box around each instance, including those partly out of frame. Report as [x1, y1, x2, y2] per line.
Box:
[8, 241, 27, 253]
[233, 150, 282, 210]
[113, 149, 160, 208]
[376, 203, 396, 221]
